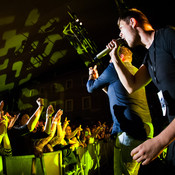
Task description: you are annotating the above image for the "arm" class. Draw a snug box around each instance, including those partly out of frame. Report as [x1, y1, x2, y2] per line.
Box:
[34, 109, 63, 155]
[88, 65, 98, 80]
[67, 125, 83, 140]
[131, 118, 175, 165]
[0, 101, 4, 121]
[62, 117, 70, 135]
[0, 115, 12, 156]
[87, 65, 111, 93]
[48, 113, 64, 148]
[0, 100, 4, 111]
[108, 40, 151, 93]
[44, 105, 54, 134]
[2, 133, 12, 156]
[26, 98, 44, 131]
[50, 109, 63, 138]
[3, 133, 11, 149]
[69, 137, 80, 151]
[56, 118, 62, 136]
[88, 65, 108, 94]
[0, 101, 19, 130]
[0, 114, 8, 144]
[8, 113, 20, 129]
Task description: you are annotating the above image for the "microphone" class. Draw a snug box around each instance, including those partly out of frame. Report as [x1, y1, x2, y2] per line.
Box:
[93, 38, 125, 60]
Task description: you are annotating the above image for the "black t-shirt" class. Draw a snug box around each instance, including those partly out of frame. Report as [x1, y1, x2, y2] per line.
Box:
[143, 27, 175, 114]
[8, 125, 49, 156]
[8, 125, 30, 155]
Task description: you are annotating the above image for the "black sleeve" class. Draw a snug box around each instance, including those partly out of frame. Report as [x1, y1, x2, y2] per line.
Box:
[30, 131, 49, 139]
[8, 124, 30, 137]
[142, 52, 149, 68]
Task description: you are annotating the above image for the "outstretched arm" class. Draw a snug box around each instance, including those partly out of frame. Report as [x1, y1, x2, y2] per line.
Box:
[34, 109, 63, 156]
[0, 115, 12, 156]
[26, 98, 44, 132]
[131, 118, 175, 165]
[44, 105, 54, 134]
[8, 113, 20, 129]
[67, 125, 83, 140]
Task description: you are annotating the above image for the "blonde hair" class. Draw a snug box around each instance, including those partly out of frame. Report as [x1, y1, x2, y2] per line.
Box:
[118, 46, 133, 62]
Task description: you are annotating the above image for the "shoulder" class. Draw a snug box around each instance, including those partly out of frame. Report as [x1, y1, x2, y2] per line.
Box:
[8, 124, 30, 136]
[157, 26, 175, 39]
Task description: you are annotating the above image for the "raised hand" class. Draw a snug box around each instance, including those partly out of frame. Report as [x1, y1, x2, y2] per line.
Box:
[89, 65, 99, 79]
[36, 98, 44, 107]
[46, 105, 54, 116]
[53, 109, 63, 122]
[77, 125, 83, 132]
[63, 117, 70, 127]
[8, 113, 20, 129]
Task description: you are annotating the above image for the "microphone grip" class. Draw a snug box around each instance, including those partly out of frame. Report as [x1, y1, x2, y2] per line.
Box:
[94, 47, 110, 60]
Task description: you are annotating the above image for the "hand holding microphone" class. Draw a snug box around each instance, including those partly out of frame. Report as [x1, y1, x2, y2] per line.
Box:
[94, 38, 125, 60]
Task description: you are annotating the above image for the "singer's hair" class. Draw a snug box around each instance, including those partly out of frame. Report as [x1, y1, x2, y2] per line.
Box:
[119, 46, 132, 62]
[118, 8, 151, 27]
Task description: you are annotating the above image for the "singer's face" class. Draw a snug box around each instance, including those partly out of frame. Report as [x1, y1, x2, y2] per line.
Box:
[118, 20, 138, 48]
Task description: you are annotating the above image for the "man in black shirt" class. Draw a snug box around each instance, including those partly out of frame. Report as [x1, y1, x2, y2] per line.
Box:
[107, 8, 175, 172]
[8, 98, 45, 155]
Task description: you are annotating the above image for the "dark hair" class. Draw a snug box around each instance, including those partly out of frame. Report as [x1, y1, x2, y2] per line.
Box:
[118, 8, 150, 26]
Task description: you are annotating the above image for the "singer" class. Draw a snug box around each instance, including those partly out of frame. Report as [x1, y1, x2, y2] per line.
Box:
[86, 46, 153, 175]
[108, 8, 175, 174]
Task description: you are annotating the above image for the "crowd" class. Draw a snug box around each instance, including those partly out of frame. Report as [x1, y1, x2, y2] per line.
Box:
[0, 98, 113, 169]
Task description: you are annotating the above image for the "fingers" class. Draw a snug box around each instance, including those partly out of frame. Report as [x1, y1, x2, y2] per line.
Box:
[89, 66, 97, 76]
[106, 39, 118, 50]
[56, 109, 63, 116]
[94, 65, 97, 70]
[36, 98, 44, 106]
[14, 113, 19, 121]
[131, 145, 144, 160]
[48, 105, 54, 114]
[131, 146, 144, 162]
[131, 146, 139, 157]
[131, 146, 152, 166]
[89, 65, 97, 71]
[78, 125, 83, 131]
[142, 158, 151, 165]
[89, 67, 94, 74]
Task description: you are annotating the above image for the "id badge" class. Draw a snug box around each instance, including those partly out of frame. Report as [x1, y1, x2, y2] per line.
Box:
[157, 90, 166, 116]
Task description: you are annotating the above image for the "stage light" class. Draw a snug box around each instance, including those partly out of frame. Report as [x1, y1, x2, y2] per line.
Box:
[63, 11, 98, 67]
